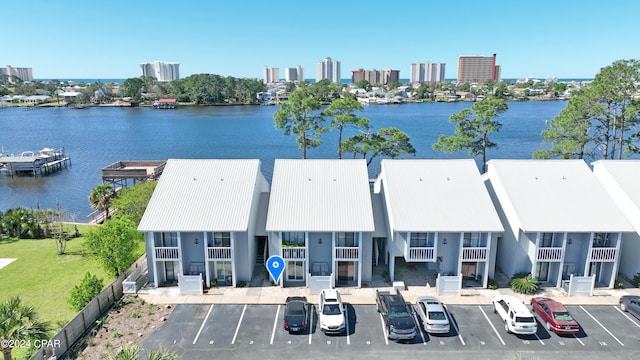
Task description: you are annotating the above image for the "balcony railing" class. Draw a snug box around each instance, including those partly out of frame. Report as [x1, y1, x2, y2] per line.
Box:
[537, 247, 563, 262]
[590, 247, 617, 262]
[335, 247, 359, 260]
[154, 247, 179, 260]
[207, 247, 231, 260]
[282, 247, 306, 260]
[462, 247, 487, 261]
[407, 247, 435, 262]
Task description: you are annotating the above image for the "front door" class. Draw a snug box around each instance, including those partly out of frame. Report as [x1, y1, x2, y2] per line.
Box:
[164, 261, 178, 283]
[461, 262, 477, 279]
[536, 262, 549, 282]
[337, 262, 355, 281]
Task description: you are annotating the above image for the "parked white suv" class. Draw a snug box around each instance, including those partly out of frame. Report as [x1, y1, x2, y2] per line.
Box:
[492, 295, 537, 335]
[319, 289, 346, 334]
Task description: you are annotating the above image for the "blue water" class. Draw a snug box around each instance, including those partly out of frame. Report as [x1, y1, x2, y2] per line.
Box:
[0, 101, 568, 220]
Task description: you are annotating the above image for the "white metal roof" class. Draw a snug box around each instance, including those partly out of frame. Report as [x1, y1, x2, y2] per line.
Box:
[378, 159, 504, 232]
[593, 160, 640, 211]
[138, 159, 263, 232]
[265, 159, 375, 232]
[486, 159, 634, 233]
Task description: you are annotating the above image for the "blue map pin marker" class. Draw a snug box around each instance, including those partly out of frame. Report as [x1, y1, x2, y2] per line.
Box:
[266, 255, 285, 284]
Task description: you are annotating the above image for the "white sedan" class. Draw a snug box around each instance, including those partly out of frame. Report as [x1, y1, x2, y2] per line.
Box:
[415, 296, 450, 334]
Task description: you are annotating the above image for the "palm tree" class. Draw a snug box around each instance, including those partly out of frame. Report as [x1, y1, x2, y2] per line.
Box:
[89, 184, 116, 220]
[0, 296, 51, 360]
[112, 345, 178, 360]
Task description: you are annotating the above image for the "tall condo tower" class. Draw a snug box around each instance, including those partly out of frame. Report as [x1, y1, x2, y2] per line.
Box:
[140, 61, 180, 82]
[264, 66, 280, 84]
[315, 57, 341, 83]
[410, 62, 446, 84]
[457, 54, 499, 83]
[284, 66, 304, 82]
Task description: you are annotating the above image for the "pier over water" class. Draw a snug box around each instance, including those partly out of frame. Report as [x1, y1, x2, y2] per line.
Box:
[0, 147, 70, 177]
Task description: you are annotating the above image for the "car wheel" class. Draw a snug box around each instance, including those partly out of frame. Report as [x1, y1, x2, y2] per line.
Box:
[546, 321, 551, 331]
[621, 302, 627, 311]
[504, 321, 511, 334]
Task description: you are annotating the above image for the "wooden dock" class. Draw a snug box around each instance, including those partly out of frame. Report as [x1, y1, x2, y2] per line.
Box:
[0, 147, 70, 177]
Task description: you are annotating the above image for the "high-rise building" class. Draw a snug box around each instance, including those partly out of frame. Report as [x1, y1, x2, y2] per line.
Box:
[410, 62, 445, 84]
[263, 66, 280, 84]
[351, 68, 399, 85]
[457, 54, 499, 83]
[284, 66, 304, 82]
[139, 61, 180, 82]
[0, 65, 33, 82]
[315, 57, 341, 83]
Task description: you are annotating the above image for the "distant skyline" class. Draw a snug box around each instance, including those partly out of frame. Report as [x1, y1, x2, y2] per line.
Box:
[3, 1, 639, 80]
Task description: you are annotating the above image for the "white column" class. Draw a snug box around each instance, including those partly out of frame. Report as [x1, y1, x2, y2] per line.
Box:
[177, 232, 184, 276]
[358, 232, 362, 288]
[204, 232, 210, 288]
[304, 232, 309, 288]
[231, 232, 236, 287]
[584, 233, 594, 277]
[531, 232, 540, 276]
[151, 233, 159, 288]
[609, 233, 623, 288]
[332, 232, 336, 288]
[458, 232, 464, 276]
[484, 232, 491, 288]
[557, 233, 568, 288]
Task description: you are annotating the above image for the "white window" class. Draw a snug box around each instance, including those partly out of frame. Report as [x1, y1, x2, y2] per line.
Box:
[283, 232, 305, 247]
[463, 232, 487, 247]
[337, 232, 358, 247]
[411, 232, 434, 247]
[207, 232, 231, 247]
[287, 261, 304, 280]
[161, 232, 178, 247]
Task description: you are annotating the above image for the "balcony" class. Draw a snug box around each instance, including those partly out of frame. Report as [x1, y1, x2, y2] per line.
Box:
[462, 247, 487, 261]
[282, 247, 306, 260]
[154, 247, 179, 260]
[406, 247, 435, 262]
[207, 247, 231, 260]
[335, 247, 359, 260]
[536, 247, 563, 262]
[590, 247, 617, 262]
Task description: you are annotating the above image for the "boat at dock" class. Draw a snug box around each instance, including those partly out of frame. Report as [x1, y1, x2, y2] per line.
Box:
[0, 147, 71, 177]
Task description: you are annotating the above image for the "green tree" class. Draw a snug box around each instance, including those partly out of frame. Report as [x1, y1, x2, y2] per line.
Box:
[343, 127, 416, 166]
[110, 181, 158, 225]
[0, 296, 50, 360]
[89, 184, 116, 220]
[120, 77, 145, 104]
[273, 87, 326, 159]
[84, 217, 143, 277]
[355, 80, 372, 91]
[323, 98, 370, 159]
[433, 97, 508, 173]
[68, 272, 104, 311]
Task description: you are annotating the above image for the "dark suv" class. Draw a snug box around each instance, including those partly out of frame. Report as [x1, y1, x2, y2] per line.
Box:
[376, 289, 417, 340]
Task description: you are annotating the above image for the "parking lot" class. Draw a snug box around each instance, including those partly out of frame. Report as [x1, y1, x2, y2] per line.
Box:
[140, 303, 640, 359]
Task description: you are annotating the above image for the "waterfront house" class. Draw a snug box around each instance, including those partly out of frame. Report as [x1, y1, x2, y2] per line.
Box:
[373, 159, 504, 289]
[138, 159, 269, 290]
[483, 159, 634, 291]
[265, 159, 375, 289]
[592, 160, 640, 280]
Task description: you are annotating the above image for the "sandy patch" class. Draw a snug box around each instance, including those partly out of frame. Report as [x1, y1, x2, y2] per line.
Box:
[0, 258, 17, 269]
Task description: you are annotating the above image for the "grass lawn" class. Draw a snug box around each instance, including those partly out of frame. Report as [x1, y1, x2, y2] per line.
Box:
[0, 223, 143, 329]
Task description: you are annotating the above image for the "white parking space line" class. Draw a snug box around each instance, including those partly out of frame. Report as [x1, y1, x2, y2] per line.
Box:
[445, 307, 465, 346]
[345, 306, 350, 345]
[478, 305, 505, 346]
[193, 305, 214, 345]
[231, 304, 247, 345]
[379, 313, 389, 345]
[413, 310, 427, 345]
[614, 306, 640, 328]
[572, 334, 585, 346]
[270, 305, 280, 345]
[308, 304, 313, 345]
[580, 306, 624, 346]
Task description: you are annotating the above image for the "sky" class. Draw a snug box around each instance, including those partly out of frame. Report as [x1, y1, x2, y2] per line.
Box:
[3, 0, 640, 80]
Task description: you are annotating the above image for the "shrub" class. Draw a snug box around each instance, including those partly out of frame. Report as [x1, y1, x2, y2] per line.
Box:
[68, 272, 104, 311]
[487, 278, 498, 290]
[632, 273, 640, 288]
[510, 272, 539, 295]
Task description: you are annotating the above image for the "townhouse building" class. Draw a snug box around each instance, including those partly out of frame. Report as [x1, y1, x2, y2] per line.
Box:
[138, 159, 269, 289]
[265, 159, 375, 289]
[592, 160, 640, 280]
[483, 159, 634, 291]
[373, 159, 504, 289]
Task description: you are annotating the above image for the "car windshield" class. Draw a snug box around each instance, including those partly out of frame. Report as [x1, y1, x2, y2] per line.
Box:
[288, 308, 304, 316]
[428, 311, 446, 320]
[552, 311, 573, 321]
[515, 316, 535, 323]
[389, 306, 411, 318]
[322, 304, 342, 315]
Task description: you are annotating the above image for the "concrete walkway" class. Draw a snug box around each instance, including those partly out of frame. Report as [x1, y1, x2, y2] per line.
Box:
[138, 265, 640, 306]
